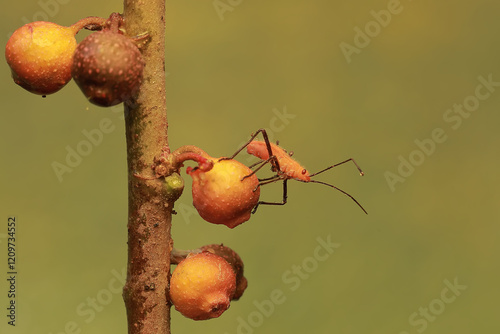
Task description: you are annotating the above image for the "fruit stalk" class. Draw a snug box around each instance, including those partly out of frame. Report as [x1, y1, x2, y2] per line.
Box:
[69, 16, 107, 33]
[121, 1, 172, 334]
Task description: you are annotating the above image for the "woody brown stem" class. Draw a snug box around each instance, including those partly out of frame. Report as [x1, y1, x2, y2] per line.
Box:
[121, 1, 171, 334]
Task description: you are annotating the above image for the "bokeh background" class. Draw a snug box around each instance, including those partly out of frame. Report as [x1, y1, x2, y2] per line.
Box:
[1, 1, 499, 333]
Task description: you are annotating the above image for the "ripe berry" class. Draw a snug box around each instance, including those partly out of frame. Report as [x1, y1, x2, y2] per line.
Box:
[72, 30, 144, 107]
[5, 21, 78, 95]
[170, 252, 236, 320]
[200, 244, 247, 300]
[187, 158, 260, 228]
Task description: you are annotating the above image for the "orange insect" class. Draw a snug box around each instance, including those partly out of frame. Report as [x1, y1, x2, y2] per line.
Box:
[247, 140, 313, 182]
[223, 129, 367, 214]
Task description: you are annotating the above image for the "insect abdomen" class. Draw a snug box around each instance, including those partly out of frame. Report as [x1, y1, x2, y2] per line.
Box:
[247, 141, 270, 160]
[247, 140, 311, 181]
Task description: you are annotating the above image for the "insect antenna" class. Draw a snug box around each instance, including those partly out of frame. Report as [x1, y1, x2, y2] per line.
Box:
[305, 179, 368, 214]
[309, 158, 364, 177]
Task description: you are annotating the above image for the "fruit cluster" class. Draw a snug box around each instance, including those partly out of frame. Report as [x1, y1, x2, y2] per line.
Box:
[6, 15, 294, 324]
[6, 13, 263, 319]
[163, 147, 260, 320]
[6, 16, 265, 228]
[5, 10, 365, 329]
[5, 13, 144, 106]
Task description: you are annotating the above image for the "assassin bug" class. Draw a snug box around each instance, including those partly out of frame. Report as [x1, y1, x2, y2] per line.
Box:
[221, 129, 367, 214]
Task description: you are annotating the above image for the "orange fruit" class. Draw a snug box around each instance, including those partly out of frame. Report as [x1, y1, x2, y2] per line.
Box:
[170, 252, 236, 320]
[5, 21, 78, 95]
[188, 158, 260, 228]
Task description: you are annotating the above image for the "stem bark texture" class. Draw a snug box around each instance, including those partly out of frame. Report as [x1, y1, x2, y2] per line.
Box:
[122, 1, 171, 333]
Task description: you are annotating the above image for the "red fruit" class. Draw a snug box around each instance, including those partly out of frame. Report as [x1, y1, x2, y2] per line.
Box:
[170, 252, 236, 320]
[71, 30, 144, 107]
[5, 21, 78, 95]
[187, 158, 260, 228]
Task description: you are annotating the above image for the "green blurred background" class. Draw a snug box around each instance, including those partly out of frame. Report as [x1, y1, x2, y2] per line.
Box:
[1, 1, 499, 333]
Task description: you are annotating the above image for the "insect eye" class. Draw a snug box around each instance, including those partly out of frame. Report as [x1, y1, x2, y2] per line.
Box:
[289, 151, 294, 157]
[301, 169, 307, 175]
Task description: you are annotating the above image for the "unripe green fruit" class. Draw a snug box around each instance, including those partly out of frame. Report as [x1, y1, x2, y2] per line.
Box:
[72, 30, 144, 107]
[170, 252, 236, 320]
[164, 172, 184, 202]
[187, 158, 260, 228]
[5, 21, 78, 95]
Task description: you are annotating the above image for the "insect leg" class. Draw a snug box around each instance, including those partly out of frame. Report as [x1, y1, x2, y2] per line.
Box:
[255, 129, 280, 171]
[309, 158, 364, 177]
[219, 129, 281, 173]
[248, 159, 264, 169]
[242, 156, 281, 181]
[218, 129, 267, 160]
[252, 179, 288, 214]
[257, 175, 282, 185]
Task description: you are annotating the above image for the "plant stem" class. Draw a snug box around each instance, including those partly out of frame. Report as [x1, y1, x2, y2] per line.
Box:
[122, 1, 171, 334]
[70, 16, 107, 33]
